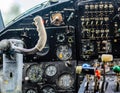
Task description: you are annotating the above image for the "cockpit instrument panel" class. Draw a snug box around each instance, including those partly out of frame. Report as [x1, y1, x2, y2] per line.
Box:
[1, 0, 120, 93]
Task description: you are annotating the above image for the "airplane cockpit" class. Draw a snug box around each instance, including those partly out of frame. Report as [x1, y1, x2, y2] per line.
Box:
[0, 0, 120, 93]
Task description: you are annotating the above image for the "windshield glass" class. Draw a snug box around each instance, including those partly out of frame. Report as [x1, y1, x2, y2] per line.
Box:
[6, 0, 50, 26]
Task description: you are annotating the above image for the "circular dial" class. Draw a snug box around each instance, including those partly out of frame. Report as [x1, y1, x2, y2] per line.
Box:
[41, 86, 56, 93]
[56, 45, 72, 60]
[27, 64, 43, 82]
[36, 44, 50, 56]
[45, 65, 57, 76]
[57, 34, 65, 42]
[58, 74, 74, 89]
[26, 89, 37, 93]
[82, 42, 94, 55]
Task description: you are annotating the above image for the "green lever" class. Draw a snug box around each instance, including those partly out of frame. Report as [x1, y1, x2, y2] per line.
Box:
[113, 66, 120, 73]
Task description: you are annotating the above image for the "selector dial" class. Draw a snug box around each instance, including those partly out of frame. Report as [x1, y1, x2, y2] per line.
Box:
[56, 45, 72, 60]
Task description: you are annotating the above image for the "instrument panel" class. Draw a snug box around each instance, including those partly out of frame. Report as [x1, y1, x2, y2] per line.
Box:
[23, 61, 76, 93]
[77, 0, 120, 61]
[1, 0, 120, 93]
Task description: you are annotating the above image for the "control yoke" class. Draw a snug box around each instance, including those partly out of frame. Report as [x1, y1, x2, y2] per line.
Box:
[0, 16, 47, 54]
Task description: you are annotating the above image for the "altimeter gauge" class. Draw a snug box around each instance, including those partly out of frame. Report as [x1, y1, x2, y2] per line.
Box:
[27, 64, 43, 82]
[45, 65, 57, 76]
[58, 73, 74, 89]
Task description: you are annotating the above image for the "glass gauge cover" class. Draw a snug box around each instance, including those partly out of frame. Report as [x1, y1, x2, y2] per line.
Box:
[45, 65, 57, 76]
[58, 74, 74, 89]
[41, 86, 56, 93]
[82, 42, 94, 55]
[26, 89, 37, 93]
[56, 45, 72, 60]
[57, 33, 65, 42]
[36, 44, 50, 56]
[27, 64, 43, 82]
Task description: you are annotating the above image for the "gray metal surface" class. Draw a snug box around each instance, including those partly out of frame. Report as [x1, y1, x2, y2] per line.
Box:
[2, 40, 23, 93]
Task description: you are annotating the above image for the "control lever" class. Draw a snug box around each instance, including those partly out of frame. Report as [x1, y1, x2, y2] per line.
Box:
[101, 54, 113, 92]
[76, 64, 101, 93]
[13, 16, 47, 54]
[76, 64, 95, 93]
[94, 70, 101, 93]
[76, 64, 95, 75]
[67, 12, 74, 22]
[101, 54, 113, 81]
[113, 65, 120, 91]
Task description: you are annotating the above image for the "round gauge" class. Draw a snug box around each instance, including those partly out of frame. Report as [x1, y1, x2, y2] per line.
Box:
[36, 44, 50, 56]
[27, 64, 43, 82]
[26, 89, 37, 93]
[82, 42, 94, 55]
[45, 65, 57, 76]
[58, 74, 74, 89]
[41, 86, 56, 93]
[56, 45, 72, 60]
[57, 34, 65, 42]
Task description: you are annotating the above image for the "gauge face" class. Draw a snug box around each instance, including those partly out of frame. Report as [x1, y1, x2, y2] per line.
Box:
[58, 74, 74, 89]
[42, 86, 55, 93]
[36, 44, 50, 56]
[27, 64, 43, 82]
[45, 65, 57, 76]
[57, 34, 65, 42]
[82, 42, 94, 55]
[26, 89, 37, 93]
[56, 45, 72, 60]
